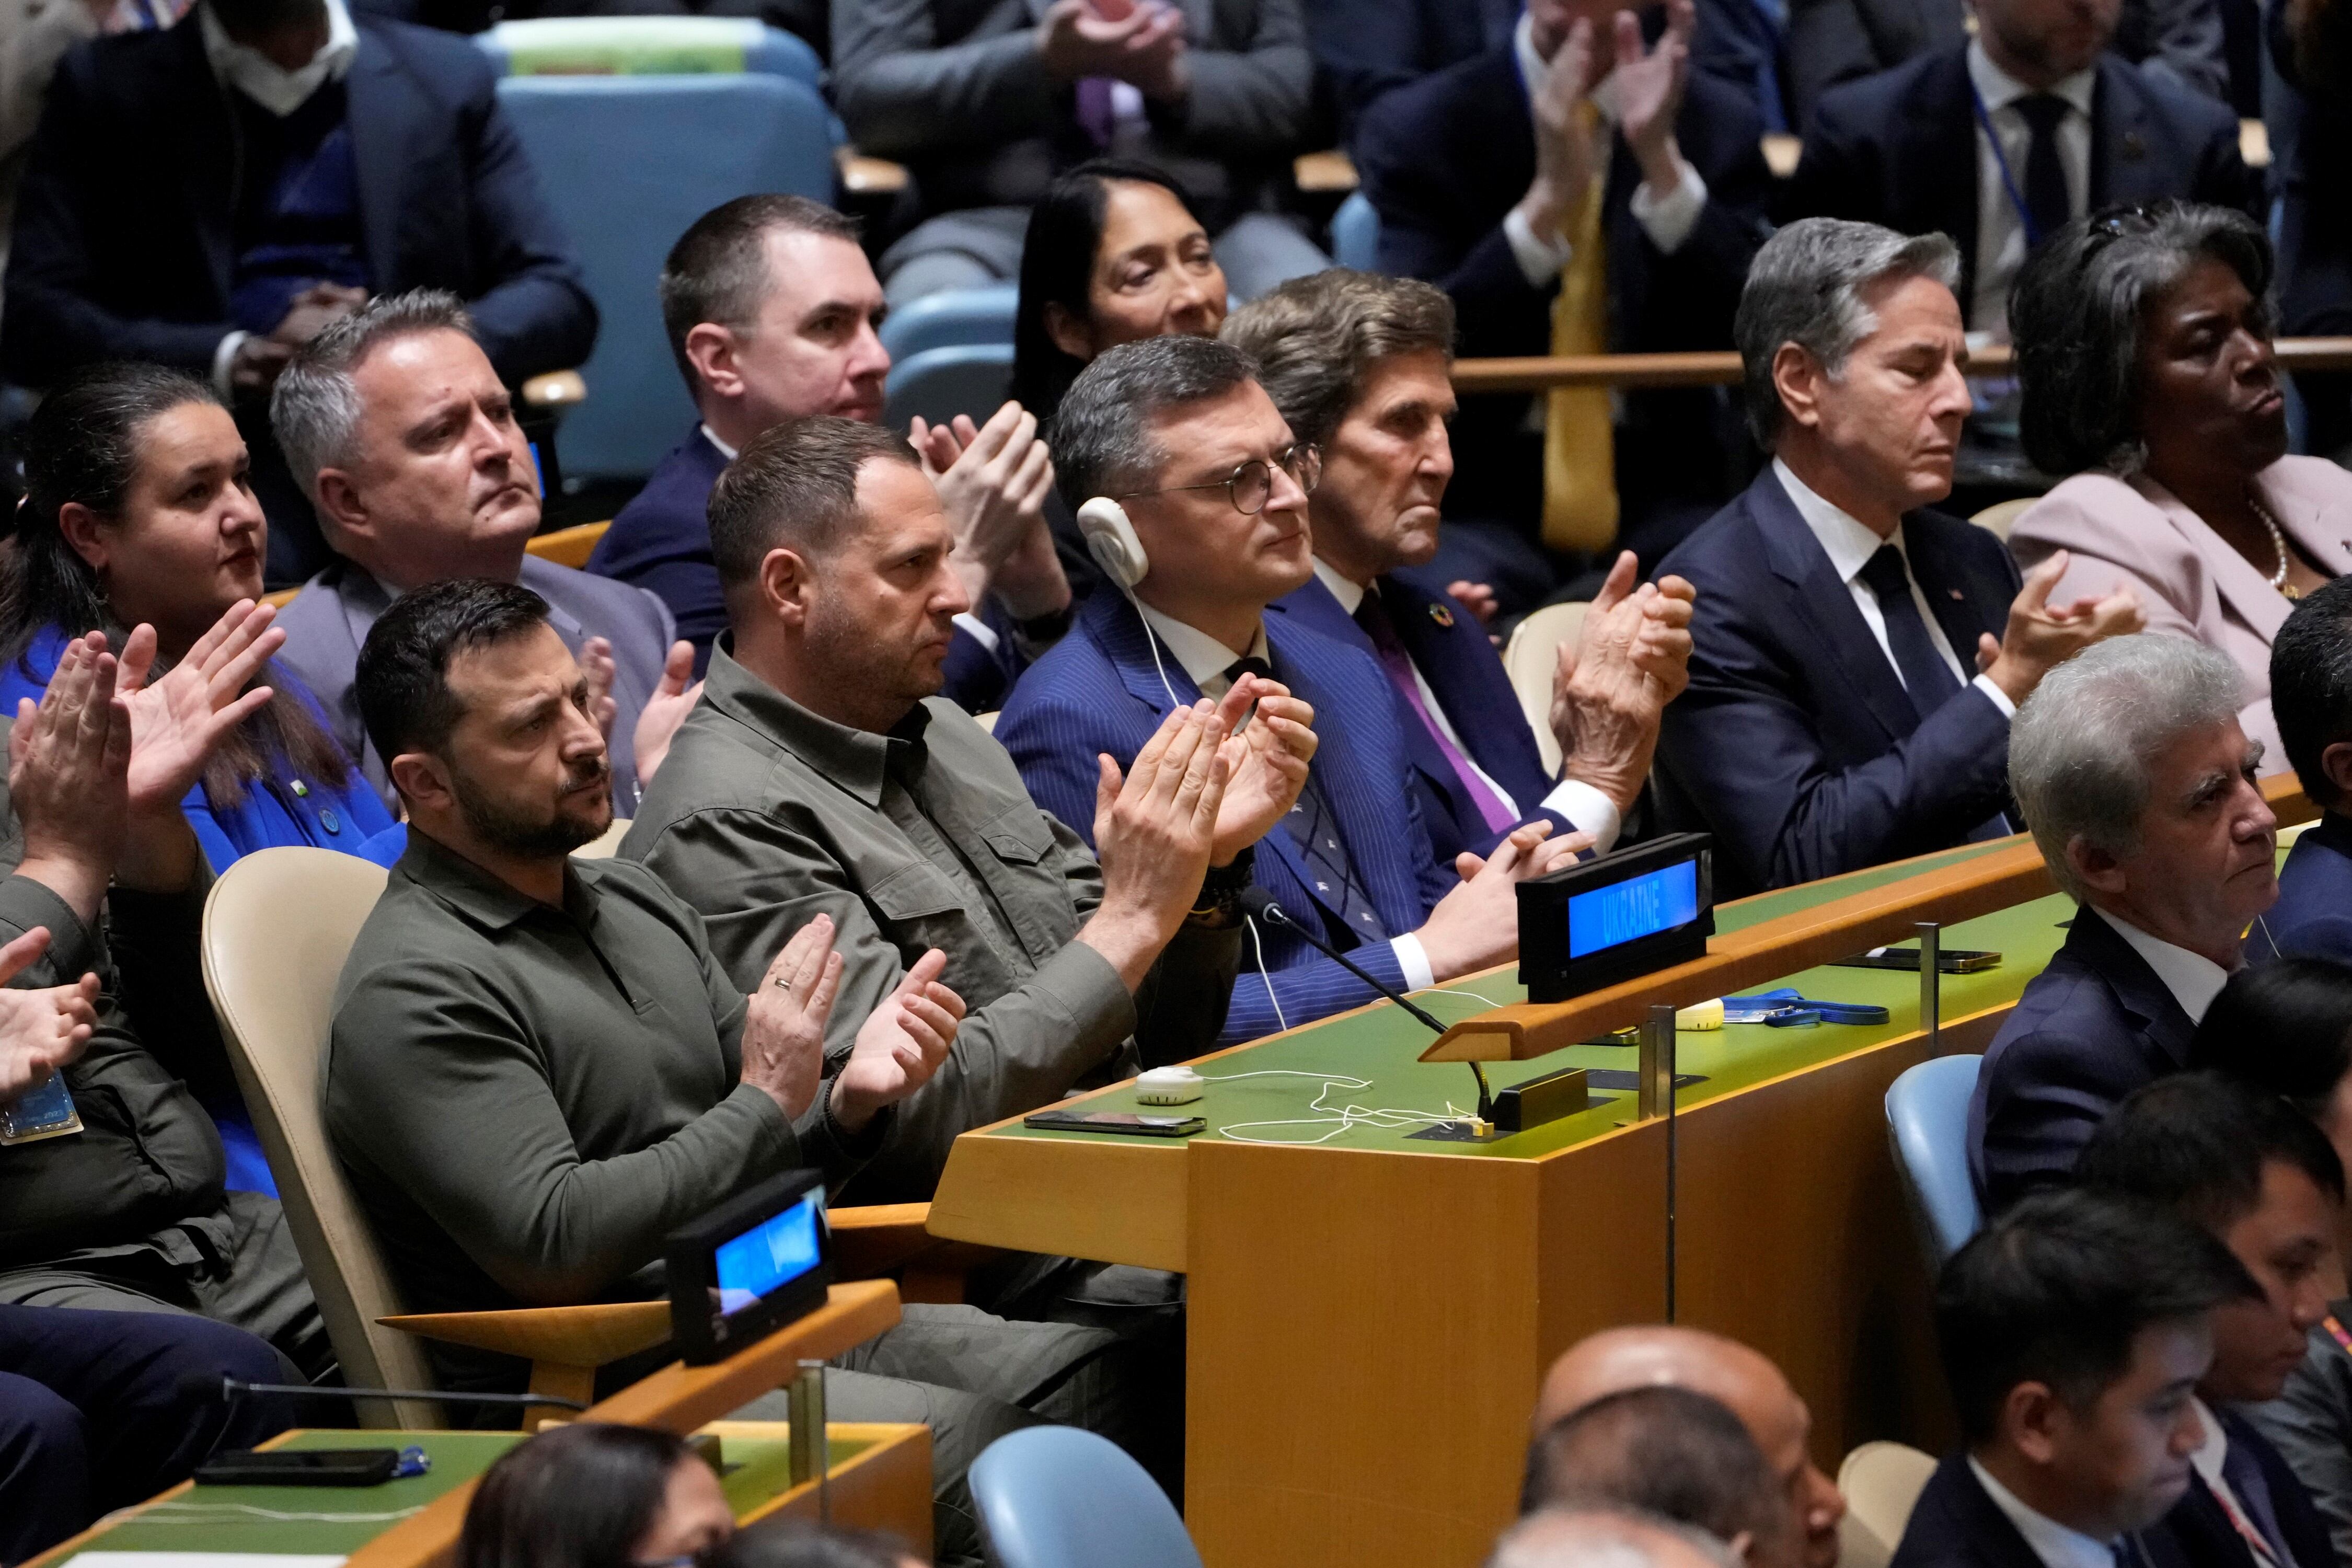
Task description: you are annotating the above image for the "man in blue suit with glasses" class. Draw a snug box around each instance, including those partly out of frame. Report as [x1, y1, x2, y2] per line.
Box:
[997, 334, 1665, 1043]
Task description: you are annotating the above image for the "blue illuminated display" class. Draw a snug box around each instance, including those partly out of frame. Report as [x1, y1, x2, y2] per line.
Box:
[714, 1194, 822, 1315]
[1567, 861, 1700, 959]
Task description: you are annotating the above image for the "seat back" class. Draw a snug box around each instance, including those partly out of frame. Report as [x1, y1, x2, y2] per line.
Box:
[478, 16, 823, 90]
[200, 849, 435, 1427]
[1331, 190, 1382, 273]
[1969, 498, 2034, 540]
[1885, 1054, 1985, 1271]
[1836, 1442, 1940, 1568]
[1500, 601, 1587, 775]
[879, 283, 1019, 364]
[526, 520, 610, 571]
[571, 816, 632, 860]
[496, 74, 837, 482]
[884, 343, 1016, 432]
[970, 1427, 1201, 1568]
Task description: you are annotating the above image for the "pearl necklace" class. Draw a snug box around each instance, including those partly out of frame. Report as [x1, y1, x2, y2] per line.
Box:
[2253, 491, 2301, 600]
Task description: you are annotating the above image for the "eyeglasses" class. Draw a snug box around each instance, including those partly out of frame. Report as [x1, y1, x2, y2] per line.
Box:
[2090, 203, 2160, 240]
[1119, 443, 1321, 515]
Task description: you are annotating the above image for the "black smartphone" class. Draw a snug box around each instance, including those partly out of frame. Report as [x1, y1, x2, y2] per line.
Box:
[1829, 947, 2001, 974]
[195, 1448, 402, 1487]
[1023, 1110, 1207, 1138]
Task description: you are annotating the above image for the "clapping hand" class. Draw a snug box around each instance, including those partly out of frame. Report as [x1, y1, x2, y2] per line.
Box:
[632, 641, 702, 788]
[10, 633, 132, 923]
[829, 949, 965, 1133]
[742, 914, 846, 1120]
[1207, 673, 1317, 864]
[580, 637, 619, 742]
[913, 402, 1068, 621]
[1612, 0, 1696, 195]
[0, 928, 99, 1103]
[1977, 550, 2146, 706]
[1551, 551, 1693, 812]
[114, 602, 283, 813]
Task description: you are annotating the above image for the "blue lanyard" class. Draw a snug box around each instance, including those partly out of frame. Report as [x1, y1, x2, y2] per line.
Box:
[1967, 80, 2046, 249]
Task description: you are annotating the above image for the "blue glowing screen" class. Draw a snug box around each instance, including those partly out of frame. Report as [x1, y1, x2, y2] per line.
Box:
[1567, 861, 1700, 959]
[714, 1194, 822, 1315]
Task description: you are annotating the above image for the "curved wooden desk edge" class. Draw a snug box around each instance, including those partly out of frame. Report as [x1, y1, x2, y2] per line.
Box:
[1449, 338, 2352, 393]
[1425, 771, 2314, 1063]
[343, 1281, 902, 1568]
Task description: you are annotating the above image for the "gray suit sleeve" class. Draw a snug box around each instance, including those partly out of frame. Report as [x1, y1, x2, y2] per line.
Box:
[636, 804, 1137, 1202]
[1147, 0, 1315, 157]
[831, 0, 1061, 159]
[2247, 1331, 2352, 1566]
[328, 958, 804, 1306]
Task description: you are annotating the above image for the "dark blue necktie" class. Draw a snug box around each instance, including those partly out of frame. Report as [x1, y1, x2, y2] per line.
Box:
[1226, 655, 1386, 945]
[2015, 94, 2072, 245]
[1857, 545, 1963, 722]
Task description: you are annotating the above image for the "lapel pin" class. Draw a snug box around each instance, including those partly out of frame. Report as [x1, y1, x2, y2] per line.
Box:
[1949, 587, 1965, 600]
[1428, 602, 1455, 628]
[2121, 130, 2147, 160]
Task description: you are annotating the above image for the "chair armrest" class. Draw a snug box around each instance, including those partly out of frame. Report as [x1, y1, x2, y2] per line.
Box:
[522, 370, 586, 409]
[836, 147, 909, 194]
[379, 1300, 671, 1366]
[1293, 149, 1358, 192]
[831, 1202, 1010, 1305]
[525, 520, 612, 570]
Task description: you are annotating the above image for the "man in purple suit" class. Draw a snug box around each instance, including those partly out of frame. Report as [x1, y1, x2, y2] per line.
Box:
[1230, 268, 1693, 869]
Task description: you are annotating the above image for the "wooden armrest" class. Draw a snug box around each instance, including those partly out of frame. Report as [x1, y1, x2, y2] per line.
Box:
[524, 519, 612, 570]
[831, 1202, 1009, 1304]
[263, 586, 300, 609]
[522, 370, 586, 408]
[836, 147, 909, 194]
[1293, 149, 1358, 192]
[379, 1300, 671, 1366]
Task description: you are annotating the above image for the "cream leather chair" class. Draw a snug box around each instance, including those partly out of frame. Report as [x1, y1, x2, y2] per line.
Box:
[571, 816, 631, 859]
[1500, 602, 1587, 775]
[1835, 1440, 1939, 1568]
[1970, 498, 2035, 541]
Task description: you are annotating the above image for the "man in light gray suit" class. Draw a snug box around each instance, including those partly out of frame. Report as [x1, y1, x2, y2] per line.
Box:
[269, 290, 698, 815]
[831, 0, 1326, 304]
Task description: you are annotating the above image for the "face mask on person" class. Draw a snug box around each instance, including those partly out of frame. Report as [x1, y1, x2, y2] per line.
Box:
[200, 0, 356, 117]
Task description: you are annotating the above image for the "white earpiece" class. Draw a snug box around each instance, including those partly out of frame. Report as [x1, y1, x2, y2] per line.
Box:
[1076, 497, 1149, 591]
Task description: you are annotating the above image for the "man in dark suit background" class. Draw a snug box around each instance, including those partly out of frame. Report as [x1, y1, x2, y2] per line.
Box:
[1, 0, 596, 583]
[2265, 577, 2352, 962]
[1226, 267, 1692, 870]
[585, 193, 1069, 709]
[1782, 0, 2256, 340]
[1971, 635, 2280, 1211]
[2079, 1075, 2345, 1568]
[1892, 1186, 2258, 1568]
[1356, 0, 1773, 570]
[1654, 218, 2139, 898]
[995, 334, 1590, 1044]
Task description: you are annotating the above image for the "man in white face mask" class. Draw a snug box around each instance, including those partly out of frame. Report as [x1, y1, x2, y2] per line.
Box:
[1, 0, 596, 583]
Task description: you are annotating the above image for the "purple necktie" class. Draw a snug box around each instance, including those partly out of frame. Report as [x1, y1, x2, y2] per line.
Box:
[1356, 591, 1517, 835]
[1076, 78, 1117, 149]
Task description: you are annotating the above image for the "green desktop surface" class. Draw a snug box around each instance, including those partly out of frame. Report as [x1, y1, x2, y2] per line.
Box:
[51, 1429, 872, 1562]
[992, 840, 2074, 1160]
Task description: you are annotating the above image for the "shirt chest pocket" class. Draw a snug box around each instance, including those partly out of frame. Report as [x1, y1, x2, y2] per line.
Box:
[979, 810, 1054, 870]
[866, 860, 972, 924]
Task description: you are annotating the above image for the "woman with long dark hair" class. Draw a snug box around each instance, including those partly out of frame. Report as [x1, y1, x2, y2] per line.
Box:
[459, 1425, 734, 1568]
[3, 362, 392, 872]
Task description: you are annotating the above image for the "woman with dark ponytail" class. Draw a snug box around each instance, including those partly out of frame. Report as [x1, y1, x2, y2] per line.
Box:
[3, 362, 391, 873]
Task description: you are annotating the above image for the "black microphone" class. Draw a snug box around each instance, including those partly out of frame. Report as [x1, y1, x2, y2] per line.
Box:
[193, 1375, 587, 1412]
[1238, 887, 1495, 1125]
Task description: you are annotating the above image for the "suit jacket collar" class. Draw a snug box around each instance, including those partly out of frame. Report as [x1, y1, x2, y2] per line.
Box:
[2120, 464, 2352, 648]
[1083, 590, 1208, 718]
[2063, 904, 2200, 1065]
[1746, 465, 1928, 744]
[1927, 1451, 2066, 1568]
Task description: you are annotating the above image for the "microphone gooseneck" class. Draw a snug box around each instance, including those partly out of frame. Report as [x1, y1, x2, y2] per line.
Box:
[203, 1375, 589, 1412]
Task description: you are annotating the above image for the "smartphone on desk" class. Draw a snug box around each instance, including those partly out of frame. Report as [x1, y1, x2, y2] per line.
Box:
[1024, 1110, 1206, 1138]
[1830, 947, 2001, 974]
[195, 1448, 402, 1487]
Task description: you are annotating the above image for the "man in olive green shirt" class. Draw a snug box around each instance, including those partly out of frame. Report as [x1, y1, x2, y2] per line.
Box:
[625, 417, 1317, 1205]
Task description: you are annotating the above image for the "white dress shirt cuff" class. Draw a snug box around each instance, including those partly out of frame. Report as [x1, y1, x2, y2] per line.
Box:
[1391, 933, 1435, 994]
[1503, 204, 1575, 289]
[1539, 779, 1623, 855]
[1971, 672, 2016, 720]
[951, 610, 999, 653]
[1627, 158, 1708, 255]
[211, 331, 249, 400]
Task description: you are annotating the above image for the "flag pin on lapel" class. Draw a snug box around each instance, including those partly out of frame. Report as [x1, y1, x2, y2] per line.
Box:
[1429, 602, 1455, 628]
[1949, 587, 1965, 599]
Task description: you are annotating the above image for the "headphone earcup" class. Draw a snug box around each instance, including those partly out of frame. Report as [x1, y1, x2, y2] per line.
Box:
[1075, 497, 1148, 591]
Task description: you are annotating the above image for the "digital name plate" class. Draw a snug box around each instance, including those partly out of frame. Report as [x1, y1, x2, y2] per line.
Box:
[665, 1169, 833, 1365]
[1518, 833, 1714, 1003]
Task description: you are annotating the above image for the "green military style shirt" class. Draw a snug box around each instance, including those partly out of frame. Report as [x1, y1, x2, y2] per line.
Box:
[326, 829, 873, 1333]
[623, 643, 1240, 1204]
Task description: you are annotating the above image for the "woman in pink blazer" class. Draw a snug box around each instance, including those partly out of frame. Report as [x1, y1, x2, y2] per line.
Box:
[2009, 202, 2352, 764]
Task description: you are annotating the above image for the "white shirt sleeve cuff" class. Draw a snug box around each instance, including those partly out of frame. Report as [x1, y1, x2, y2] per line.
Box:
[1391, 933, 1435, 994]
[211, 330, 249, 400]
[1539, 778, 1623, 855]
[1971, 672, 2017, 720]
[952, 610, 1000, 654]
[1627, 158, 1707, 255]
[1503, 204, 1574, 289]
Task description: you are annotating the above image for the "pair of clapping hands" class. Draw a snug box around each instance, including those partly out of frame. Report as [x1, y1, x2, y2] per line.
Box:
[1, 601, 286, 1104]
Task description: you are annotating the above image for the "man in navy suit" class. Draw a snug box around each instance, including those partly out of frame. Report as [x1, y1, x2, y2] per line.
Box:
[1973, 636, 2280, 1211]
[586, 194, 1068, 710]
[1893, 1186, 2259, 1568]
[1229, 268, 1693, 869]
[998, 333, 1593, 1044]
[2078, 1075, 2345, 1568]
[1355, 0, 1774, 563]
[1783, 0, 2259, 339]
[2266, 578, 2352, 962]
[1, 0, 595, 584]
[1654, 218, 2141, 898]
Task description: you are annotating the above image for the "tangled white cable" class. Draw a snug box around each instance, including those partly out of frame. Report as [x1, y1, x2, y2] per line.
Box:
[99, 1501, 428, 1526]
[1197, 1069, 1469, 1145]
